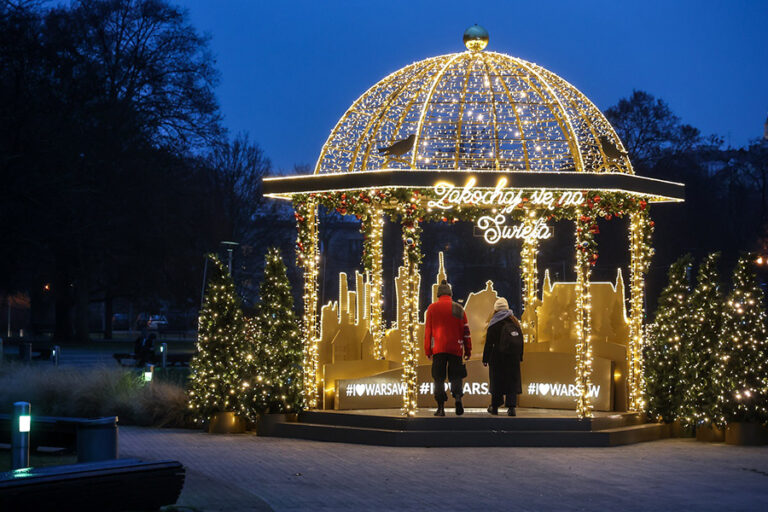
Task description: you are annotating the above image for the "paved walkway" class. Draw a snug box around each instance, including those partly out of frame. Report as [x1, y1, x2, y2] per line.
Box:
[120, 427, 768, 511]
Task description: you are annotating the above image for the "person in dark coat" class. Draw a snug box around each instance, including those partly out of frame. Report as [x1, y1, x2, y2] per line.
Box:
[482, 297, 524, 416]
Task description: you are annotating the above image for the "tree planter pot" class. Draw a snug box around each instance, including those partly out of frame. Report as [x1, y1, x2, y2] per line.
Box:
[257, 413, 298, 436]
[725, 422, 768, 446]
[207, 411, 246, 434]
[670, 420, 694, 438]
[695, 424, 725, 443]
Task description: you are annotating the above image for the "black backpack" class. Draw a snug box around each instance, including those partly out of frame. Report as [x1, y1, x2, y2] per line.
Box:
[497, 318, 523, 355]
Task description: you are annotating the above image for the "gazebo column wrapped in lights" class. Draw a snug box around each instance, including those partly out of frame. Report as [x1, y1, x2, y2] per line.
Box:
[267, 26, 683, 418]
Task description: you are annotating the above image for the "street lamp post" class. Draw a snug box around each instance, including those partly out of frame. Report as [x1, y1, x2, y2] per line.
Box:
[220, 241, 239, 274]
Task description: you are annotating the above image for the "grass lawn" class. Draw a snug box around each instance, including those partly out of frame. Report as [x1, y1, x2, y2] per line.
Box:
[0, 449, 77, 472]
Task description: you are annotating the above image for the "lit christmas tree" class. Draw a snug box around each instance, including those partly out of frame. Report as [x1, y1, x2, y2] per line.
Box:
[716, 255, 768, 426]
[644, 254, 693, 423]
[679, 253, 724, 428]
[243, 247, 304, 416]
[188, 254, 248, 424]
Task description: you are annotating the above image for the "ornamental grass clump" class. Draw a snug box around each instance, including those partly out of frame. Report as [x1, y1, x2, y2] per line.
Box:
[0, 364, 191, 427]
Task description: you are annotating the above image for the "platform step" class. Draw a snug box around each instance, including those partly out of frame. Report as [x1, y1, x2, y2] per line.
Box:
[264, 421, 666, 447]
[295, 410, 645, 432]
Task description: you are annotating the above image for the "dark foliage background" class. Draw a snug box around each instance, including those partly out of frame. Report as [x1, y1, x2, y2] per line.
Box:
[1, 1, 766, 341]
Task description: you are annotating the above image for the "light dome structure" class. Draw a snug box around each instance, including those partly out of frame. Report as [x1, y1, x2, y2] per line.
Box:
[263, 27, 685, 418]
[315, 38, 632, 175]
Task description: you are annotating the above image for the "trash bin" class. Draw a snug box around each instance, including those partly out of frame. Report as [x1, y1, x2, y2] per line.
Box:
[77, 416, 119, 463]
[21, 342, 32, 363]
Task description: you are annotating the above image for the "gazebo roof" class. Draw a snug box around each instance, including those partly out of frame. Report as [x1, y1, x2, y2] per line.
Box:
[264, 27, 684, 203]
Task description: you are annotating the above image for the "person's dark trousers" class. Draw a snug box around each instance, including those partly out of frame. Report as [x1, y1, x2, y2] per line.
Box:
[490, 392, 517, 409]
[489, 362, 517, 408]
[431, 353, 465, 404]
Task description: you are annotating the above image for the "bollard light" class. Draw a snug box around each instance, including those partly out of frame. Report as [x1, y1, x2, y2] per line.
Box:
[12, 401, 30, 470]
[52, 345, 60, 366]
[160, 343, 167, 369]
[144, 364, 154, 383]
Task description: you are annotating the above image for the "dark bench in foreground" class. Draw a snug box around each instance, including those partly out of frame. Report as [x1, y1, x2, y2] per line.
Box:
[0, 414, 117, 461]
[0, 458, 185, 511]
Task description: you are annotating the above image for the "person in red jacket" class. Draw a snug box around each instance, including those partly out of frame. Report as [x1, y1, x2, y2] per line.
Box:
[424, 280, 472, 416]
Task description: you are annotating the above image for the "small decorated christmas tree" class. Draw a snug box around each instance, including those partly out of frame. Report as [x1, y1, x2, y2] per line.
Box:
[716, 255, 768, 426]
[243, 248, 304, 416]
[644, 254, 693, 423]
[188, 254, 248, 424]
[679, 253, 724, 428]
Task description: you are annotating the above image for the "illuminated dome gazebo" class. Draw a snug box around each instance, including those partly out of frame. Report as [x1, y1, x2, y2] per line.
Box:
[263, 26, 684, 418]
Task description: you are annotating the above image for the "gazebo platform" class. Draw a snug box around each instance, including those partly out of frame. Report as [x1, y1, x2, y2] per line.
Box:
[258, 408, 668, 447]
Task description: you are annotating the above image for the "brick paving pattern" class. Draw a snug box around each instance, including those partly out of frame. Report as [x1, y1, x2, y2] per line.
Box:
[120, 427, 768, 511]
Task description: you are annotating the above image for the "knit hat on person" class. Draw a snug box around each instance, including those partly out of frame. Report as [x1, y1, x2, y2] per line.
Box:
[437, 280, 452, 297]
[494, 297, 509, 311]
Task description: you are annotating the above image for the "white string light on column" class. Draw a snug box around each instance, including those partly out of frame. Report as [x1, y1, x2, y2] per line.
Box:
[294, 197, 320, 408]
[574, 210, 596, 418]
[520, 208, 540, 343]
[628, 206, 654, 411]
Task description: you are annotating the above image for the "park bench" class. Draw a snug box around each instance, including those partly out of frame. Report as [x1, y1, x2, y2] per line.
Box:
[0, 458, 185, 511]
[0, 339, 52, 360]
[0, 414, 118, 461]
[113, 351, 192, 367]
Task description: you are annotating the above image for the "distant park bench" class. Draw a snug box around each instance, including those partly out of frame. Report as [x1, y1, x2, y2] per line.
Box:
[112, 351, 192, 367]
[0, 339, 52, 360]
[0, 458, 185, 511]
[90, 329, 194, 340]
[0, 414, 117, 461]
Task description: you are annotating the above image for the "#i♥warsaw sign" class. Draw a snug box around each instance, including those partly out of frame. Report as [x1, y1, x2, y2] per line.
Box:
[334, 356, 613, 411]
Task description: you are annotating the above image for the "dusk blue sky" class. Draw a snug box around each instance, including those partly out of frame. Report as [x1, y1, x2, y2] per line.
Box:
[178, 0, 768, 172]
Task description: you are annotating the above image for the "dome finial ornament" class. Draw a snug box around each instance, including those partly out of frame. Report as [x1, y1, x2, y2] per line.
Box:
[463, 24, 489, 52]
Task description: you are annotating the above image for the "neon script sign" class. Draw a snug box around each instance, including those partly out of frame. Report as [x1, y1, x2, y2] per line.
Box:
[428, 178, 584, 244]
[477, 215, 552, 244]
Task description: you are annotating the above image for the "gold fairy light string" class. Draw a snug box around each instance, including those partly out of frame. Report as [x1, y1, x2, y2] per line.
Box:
[520, 208, 539, 343]
[367, 206, 386, 360]
[628, 207, 654, 411]
[294, 197, 320, 408]
[574, 210, 595, 418]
